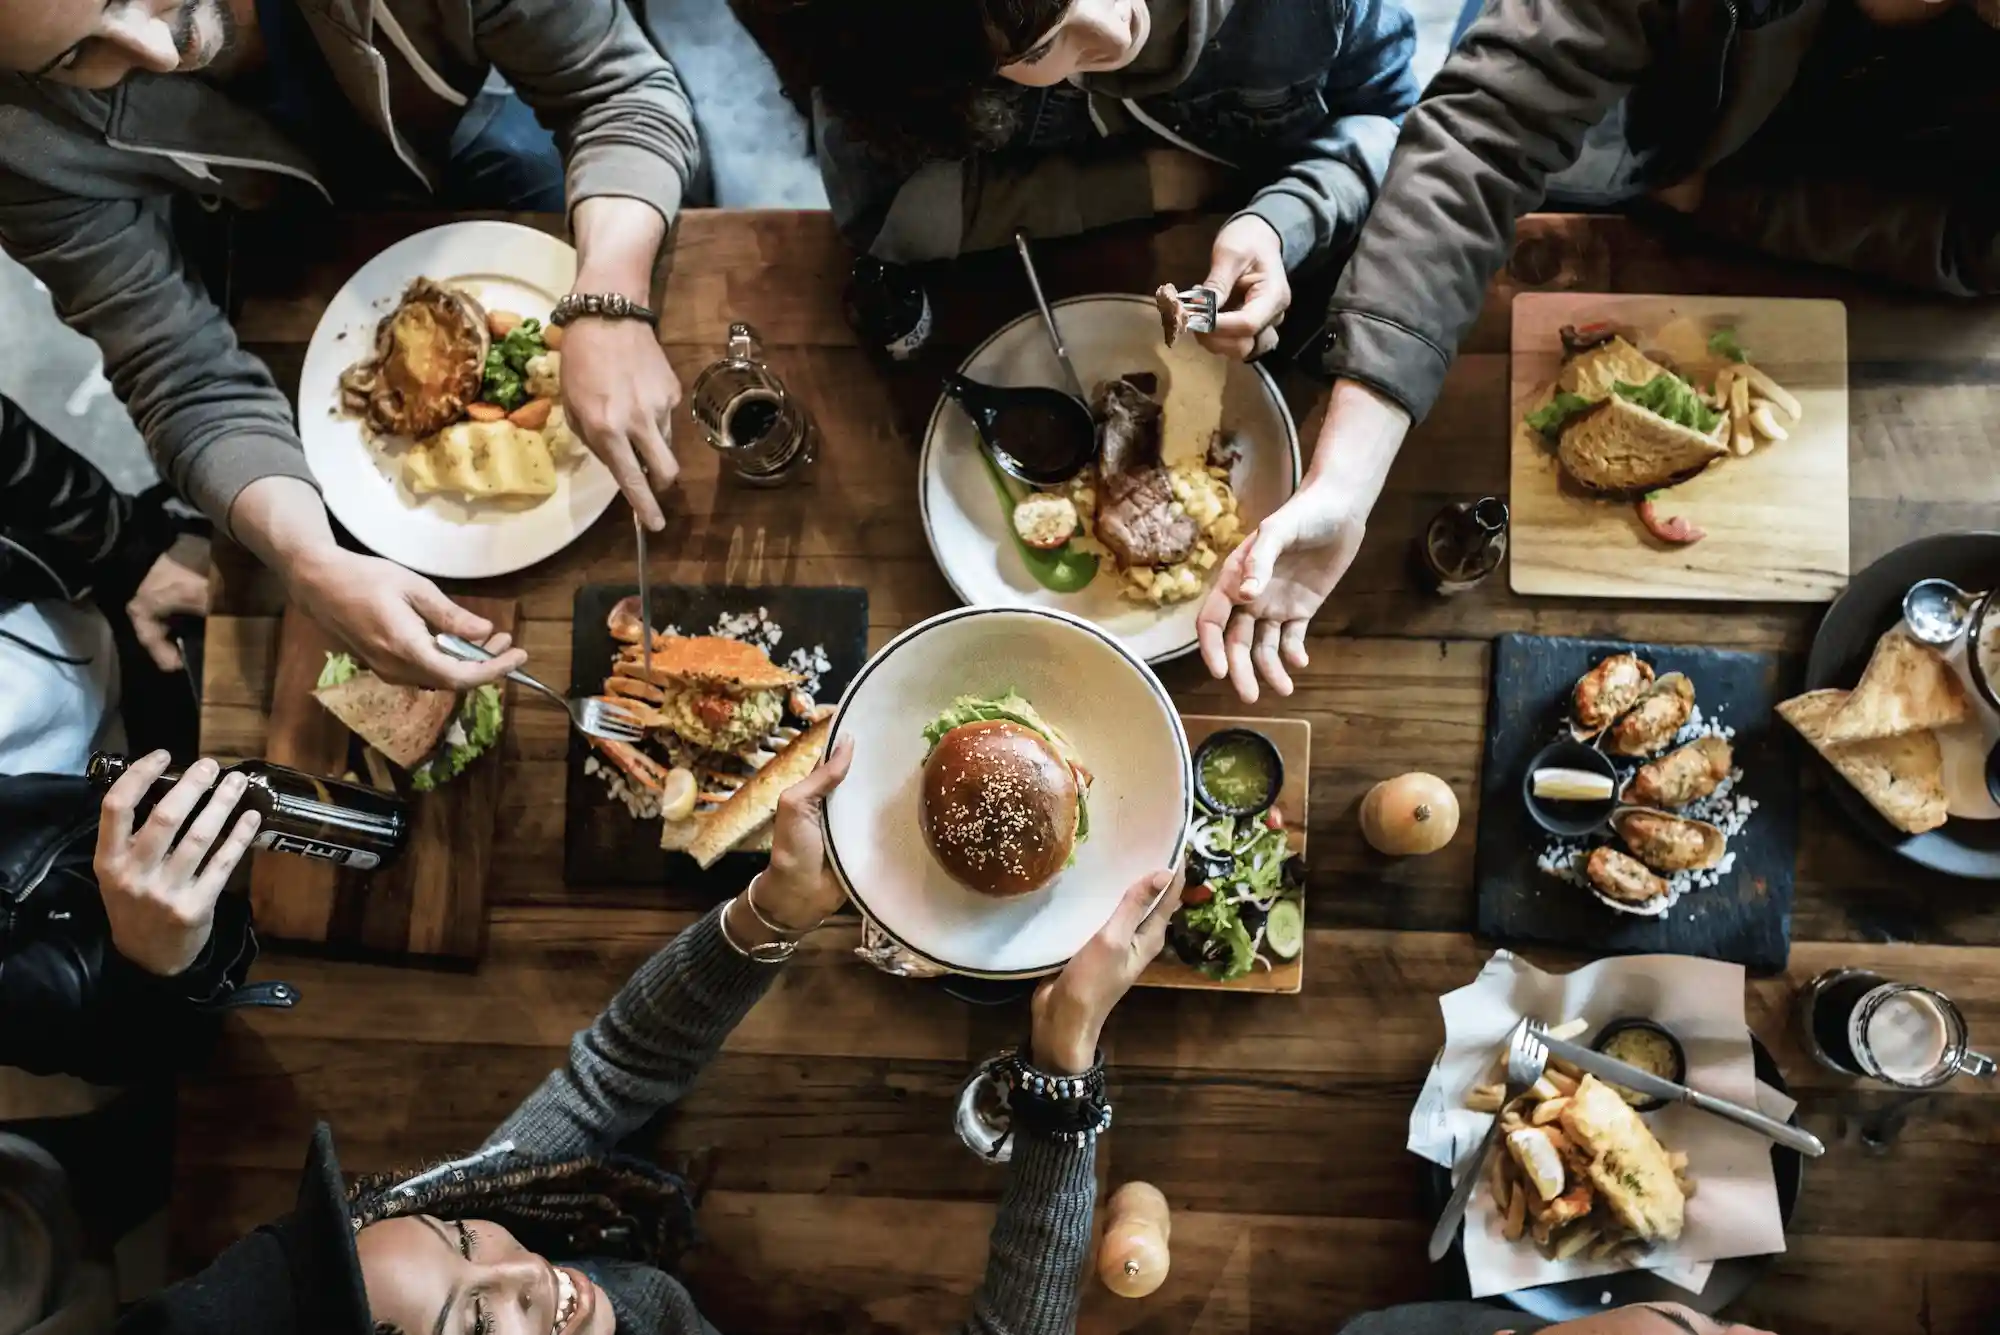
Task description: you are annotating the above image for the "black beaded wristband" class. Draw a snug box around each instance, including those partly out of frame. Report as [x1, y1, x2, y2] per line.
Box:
[991, 1047, 1112, 1145]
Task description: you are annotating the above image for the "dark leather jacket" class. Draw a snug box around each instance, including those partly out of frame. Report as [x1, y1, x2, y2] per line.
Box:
[0, 394, 195, 617]
[0, 774, 292, 1084]
[1320, 0, 2000, 423]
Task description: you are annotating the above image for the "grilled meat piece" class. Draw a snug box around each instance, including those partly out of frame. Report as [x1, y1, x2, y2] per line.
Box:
[1097, 467, 1197, 568]
[1586, 847, 1669, 905]
[341, 278, 489, 438]
[1626, 736, 1732, 808]
[1093, 376, 1164, 476]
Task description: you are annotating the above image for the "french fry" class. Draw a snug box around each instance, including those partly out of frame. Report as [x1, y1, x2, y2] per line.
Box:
[1749, 401, 1790, 441]
[1530, 1096, 1572, 1127]
[1548, 1018, 1589, 1043]
[1467, 1083, 1507, 1113]
[1554, 1225, 1600, 1261]
[1728, 374, 1756, 454]
[1588, 1232, 1628, 1262]
[1501, 1108, 1528, 1133]
[1488, 1151, 1513, 1215]
[1529, 1077, 1562, 1102]
[1546, 1069, 1580, 1097]
[1504, 1186, 1528, 1241]
[1530, 1218, 1552, 1250]
[1714, 365, 1737, 404]
[1549, 1056, 1583, 1081]
[1742, 363, 1802, 419]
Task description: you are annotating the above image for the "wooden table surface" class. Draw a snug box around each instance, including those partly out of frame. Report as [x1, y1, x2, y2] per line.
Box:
[188, 209, 2000, 1334]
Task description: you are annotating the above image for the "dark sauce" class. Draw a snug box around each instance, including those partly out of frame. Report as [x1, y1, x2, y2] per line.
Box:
[986, 397, 1094, 483]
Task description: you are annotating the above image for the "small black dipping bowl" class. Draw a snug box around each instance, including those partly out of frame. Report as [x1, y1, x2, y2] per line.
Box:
[1191, 727, 1285, 816]
[1591, 1017, 1688, 1113]
[1521, 739, 1619, 837]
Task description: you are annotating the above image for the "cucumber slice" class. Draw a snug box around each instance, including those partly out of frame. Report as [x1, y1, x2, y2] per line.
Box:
[1265, 899, 1304, 960]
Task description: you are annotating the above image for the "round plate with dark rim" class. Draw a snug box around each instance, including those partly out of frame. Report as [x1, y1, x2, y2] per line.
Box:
[1421, 1036, 1801, 1319]
[1803, 531, 2000, 879]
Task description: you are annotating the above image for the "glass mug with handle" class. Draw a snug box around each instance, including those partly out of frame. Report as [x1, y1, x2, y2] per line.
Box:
[1799, 968, 1996, 1088]
[689, 322, 818, 486]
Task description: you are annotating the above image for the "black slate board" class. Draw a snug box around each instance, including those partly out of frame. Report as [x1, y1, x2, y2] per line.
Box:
[563, 584, 869, 890]
[1476, 634, 1800, 974]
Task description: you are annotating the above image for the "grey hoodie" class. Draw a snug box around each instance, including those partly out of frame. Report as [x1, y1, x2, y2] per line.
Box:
[814, 0, 1419, 271]
[0, 0, 698, 538]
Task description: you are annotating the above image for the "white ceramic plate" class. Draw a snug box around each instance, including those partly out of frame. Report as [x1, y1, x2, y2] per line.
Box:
[297, 221, 618, 579]
[920, 294, 1301, 664]
[823, 606, 1191, 977]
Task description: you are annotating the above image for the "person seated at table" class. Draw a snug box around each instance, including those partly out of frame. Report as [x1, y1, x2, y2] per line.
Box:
[737, 0, 1419, 362]
[114, 738, 1183, 1335]
[1192, 0, 2000, 704]
[1337, 1300, 1777, 1334]
[0, 0, 702, 693]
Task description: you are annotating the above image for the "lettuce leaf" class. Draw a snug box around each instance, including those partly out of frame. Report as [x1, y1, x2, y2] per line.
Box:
[317, 652, 358, 690]
[1708, 329, 1748, 363]
[1182, 899, 1256, 981]
[410, 683, 503, 792]
[1613, 374, 1724, 434]
[1525, 392, 1595, 439]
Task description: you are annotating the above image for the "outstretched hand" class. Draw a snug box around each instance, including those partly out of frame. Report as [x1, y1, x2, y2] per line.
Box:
[1031, 871, 1181, 1074]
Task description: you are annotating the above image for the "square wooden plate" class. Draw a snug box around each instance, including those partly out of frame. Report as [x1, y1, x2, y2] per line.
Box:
[1138, 714, 1310, 994]
[1508, 293, 1849, 602]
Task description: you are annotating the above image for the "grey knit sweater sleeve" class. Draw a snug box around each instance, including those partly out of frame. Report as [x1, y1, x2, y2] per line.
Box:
[483, 906, 1100, 1335]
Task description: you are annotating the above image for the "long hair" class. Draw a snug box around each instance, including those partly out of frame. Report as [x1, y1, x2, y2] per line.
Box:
[346, 1148, 700, 1272]
[731, 0, 1073, 160]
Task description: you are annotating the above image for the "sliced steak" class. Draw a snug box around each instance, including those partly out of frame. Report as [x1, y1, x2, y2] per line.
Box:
[1096, 466, 1196, 568]
[1092, 376, 1163, 477]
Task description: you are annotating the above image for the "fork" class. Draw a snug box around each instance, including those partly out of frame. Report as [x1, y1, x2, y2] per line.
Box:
[434, 633, 645, 744]
[1427, 1019, 1549, 1263]
[1165, 285, 1220, 336]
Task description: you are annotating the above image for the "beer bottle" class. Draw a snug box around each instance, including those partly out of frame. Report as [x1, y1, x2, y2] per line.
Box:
[87, 753, 408, 871]
[843, 256, 933, 363]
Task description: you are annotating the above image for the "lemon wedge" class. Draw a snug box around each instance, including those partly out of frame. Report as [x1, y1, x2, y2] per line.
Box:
[1532, 768, 1615, 802]
[661, 767, 699, 822]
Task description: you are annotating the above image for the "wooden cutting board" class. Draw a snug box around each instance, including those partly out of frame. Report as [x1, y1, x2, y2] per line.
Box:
[1139, 714, 1309, 995]
[248, 598, 515, 962]
[1508, 293, 1849, 602]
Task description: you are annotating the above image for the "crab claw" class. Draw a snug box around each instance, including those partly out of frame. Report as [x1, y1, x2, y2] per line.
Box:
[608, 595, 652, 644]
[590, 735, 670, 794]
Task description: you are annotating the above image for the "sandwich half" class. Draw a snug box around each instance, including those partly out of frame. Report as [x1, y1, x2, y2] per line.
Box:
[314, 653, 503, 791]
[1528, 333, 1728, 493]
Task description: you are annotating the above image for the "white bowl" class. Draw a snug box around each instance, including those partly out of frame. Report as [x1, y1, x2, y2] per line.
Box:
[823, 606, 1191, 977]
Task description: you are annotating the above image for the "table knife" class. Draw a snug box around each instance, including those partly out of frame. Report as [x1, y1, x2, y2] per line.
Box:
[1535, 1029, 1825, 1158]
[633, 512, 653, 677]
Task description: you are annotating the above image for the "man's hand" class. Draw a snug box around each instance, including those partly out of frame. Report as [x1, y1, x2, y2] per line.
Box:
[1031, 871, 1180, 1075]
[127, 534, 211, 672]
[566, 195, 679, 531]
[559, 317, 682, 531]
[1196, 215, 1291, 362]
[1196, 479, 1363, 701]
[94, 752, 261, 978]
[287, 545, 525, 689]
[1196, 379, 1411, 702]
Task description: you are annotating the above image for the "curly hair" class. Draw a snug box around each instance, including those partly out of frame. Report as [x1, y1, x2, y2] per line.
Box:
[731, 0, 1073, 160]
[347, 1147, 700, 1334]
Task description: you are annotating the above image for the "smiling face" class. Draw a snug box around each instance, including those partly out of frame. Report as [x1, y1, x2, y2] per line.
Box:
[996, 0, 1151, 86]
[356, 1216, 612, 1335]
[0, 0, 236, 87]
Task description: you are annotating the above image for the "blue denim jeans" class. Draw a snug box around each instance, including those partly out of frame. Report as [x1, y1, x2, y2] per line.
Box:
[444, 90, 567, 212]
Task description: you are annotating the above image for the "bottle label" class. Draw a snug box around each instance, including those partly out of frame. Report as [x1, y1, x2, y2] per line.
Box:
[254, 829, 383, 870]
[886, 292, 933, 362]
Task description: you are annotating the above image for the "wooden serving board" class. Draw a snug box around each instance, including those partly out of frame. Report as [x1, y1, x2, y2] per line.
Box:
[1139, 714, 1310, 995]
[248, 599, 515, 963]
[1508, 293, 1849, 602]
[1475, 633, 1801, 974]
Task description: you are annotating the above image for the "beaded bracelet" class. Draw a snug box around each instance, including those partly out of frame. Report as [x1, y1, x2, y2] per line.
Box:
[990, 1047, 1112, 1146]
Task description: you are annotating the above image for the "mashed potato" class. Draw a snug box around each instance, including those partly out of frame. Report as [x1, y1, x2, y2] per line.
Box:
[1066, 461, 1245, 607]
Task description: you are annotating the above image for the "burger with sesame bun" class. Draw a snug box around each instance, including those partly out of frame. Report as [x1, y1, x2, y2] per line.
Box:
[919, 692, 1092, 897]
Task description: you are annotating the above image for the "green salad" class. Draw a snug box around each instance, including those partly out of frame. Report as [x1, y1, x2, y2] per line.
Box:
[318, 652, 503, 792]
[1168, 806, 1305, 981]
[1526, 372, 1724, 440]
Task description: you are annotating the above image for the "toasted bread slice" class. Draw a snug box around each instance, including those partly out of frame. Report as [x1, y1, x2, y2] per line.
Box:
[313, 673, 457, 770]
[1557, 336, 1676, 401]
[1822, 628, 1971, 743]
[679, 717, 833, 868]
[1560, 1075, 1685, 1243]
[616, 635, 802, 691]
[1557, 394, 1728, 493]
[1779, 689, 1949, 834]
